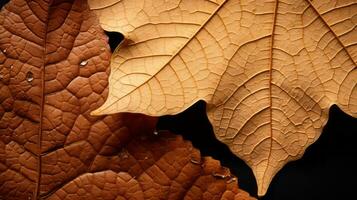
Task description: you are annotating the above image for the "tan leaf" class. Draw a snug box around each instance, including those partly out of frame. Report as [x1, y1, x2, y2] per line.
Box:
[89, 0, 357, 196]
[0, 0, 254, 199]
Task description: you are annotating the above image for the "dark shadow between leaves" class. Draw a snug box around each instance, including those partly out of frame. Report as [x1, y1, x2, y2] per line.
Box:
[157, 101, 258, 196]
[0, 0, 10, 9]
[104, 31, 124, 53]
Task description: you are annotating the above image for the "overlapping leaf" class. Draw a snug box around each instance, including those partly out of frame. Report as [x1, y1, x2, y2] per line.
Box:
[48, 131, 255, 200]
[89, 0, 357, 195]
[0, 0, 254, 199]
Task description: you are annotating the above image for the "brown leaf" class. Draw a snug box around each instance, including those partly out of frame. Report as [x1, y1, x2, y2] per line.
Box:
[89, 0, 357, 195]
[47, 131, 255, 200]
[0, 0, 254, 199]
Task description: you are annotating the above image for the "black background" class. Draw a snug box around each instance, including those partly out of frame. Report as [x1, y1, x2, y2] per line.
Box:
[1, 1, 356, 199]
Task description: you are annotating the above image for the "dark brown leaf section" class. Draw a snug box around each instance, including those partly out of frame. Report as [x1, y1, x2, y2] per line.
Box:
[48, 131, 254, 200]
[0, 0, 254, 199]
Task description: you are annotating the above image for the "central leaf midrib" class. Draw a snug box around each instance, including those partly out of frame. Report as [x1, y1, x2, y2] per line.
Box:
[34, 0, 75, 198]
[261, 0, 279, 193]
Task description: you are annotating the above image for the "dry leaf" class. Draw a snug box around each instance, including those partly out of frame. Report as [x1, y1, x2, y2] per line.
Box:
[0, 0, 254, 199]
[48, 131, 255, 200]
[89, 0, 357, 195]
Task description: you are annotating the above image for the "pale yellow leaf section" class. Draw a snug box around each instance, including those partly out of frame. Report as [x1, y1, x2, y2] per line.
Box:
[89, 0, 357, 196]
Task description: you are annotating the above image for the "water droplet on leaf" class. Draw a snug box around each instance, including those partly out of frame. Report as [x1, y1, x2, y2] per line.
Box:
[226, 177, 237, 184]
[212, 172, 228, 179]
[26, 72, 33, 83]
[190, 158, 201, 165]
[79, 60, 88, 67]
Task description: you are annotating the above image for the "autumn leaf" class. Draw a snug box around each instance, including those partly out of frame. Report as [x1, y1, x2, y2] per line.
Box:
[0, 0, 255, 199]
[89, 0, 357, 196]
[48, 131, 255, 200]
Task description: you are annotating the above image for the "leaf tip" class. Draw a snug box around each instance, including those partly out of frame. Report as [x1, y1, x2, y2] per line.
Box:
[252, 162, 276, 197]
[257, 185, 268, 197]
[256, 179, 269, 197]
